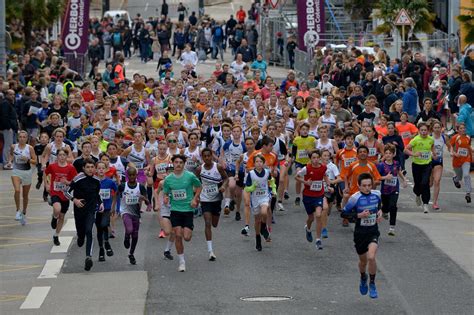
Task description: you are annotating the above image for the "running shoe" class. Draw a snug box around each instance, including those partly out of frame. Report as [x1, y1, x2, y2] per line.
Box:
[241, 225, 249, 236]
[109, 230, 116, 239]
[342, 218, 349, 227]
[146, 203, 152, 212]
[53, 236, 60, 246]
[359, 277, 368, 295]
[124, 236, 130, 249]
[19, 213, 26, 226]
[369, 283, 378, 299]
[388, 227, 395, 236]
[294, 197, 301, 206]
[321, 228, 328, 239]
[284, 191, 290, 200]
[77, 237, 85, 248]
[277, 202, 286, 211]
[416, 195, 422, 207]
[382, 213, 389, 220]
[15, 211, 21, 221]
[209, 252, 216, 261]
[272, 216, 276, 224]
[261, 225, 270, 240]
[36, 180, 42, 190]
[129, 254, 136, 265]
[164, 251, 173, 260]
[256, 235, 262, 251]
[46, 194, 51, 204]
[401, 170, 407, 176]
[466, 194, 471, 204]
[84, 257, 93, 271]
[452, 176, 461, 189]
[315, 239, 323, 250]
[51, 215, 57, 229]
[223, 205, 230, 215]
[105, 242, 114, 256]
[158, 229, 166, 238]
[304, 225, 313, 243]
[423, 204, 430, 214]
[235, 212, 241, 221]
[432, 203, 441, 211]
[178, 262, 186, 272]
[99, 248, 105, 262]
[229, 200, 235, 211]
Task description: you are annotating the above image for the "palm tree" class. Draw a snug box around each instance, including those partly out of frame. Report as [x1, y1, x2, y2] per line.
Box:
[457, 7, 474, 45]
[6, 0, 65, 51]
[373, 0, 435, 42]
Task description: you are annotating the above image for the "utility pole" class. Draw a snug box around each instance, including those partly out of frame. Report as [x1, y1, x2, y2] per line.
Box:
[0, 0, 6, 77]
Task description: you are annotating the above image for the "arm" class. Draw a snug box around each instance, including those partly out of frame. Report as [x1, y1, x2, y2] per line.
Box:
[217, 165, 229, 192]
[29, 146, 38, 166]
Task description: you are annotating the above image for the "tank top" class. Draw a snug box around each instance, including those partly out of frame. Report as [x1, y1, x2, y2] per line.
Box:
[167, 110, 182, 123]
[285, 119, 295, 135]
[104, 120, 123, 141]
[316, 139, 335, 156]
[364, 139, 380, 162]
[183, 118, 198, 131]
[257, 116, 267, 128]
[128, 145, 146, 169]
[109, 157, 126, 180]
[248, 169, 271, 204]
[309, 126, 319, 138]
[200, 162, 223, 202]
[121, 182, 141, 217]
[175, 131, 186, 148]
[183, 147, 201, 172]
[13, 144, 31, 171]
[150, 116, 164, 129]
[272, 137, 285, 161]
[321, 114, 337, 128]
[432, 134, 445, 162]
[145, 140, 159, 159]
[154, 155, 170, 178]
[224, 141, 246, 170]
[49, 142, 66, 164]
[166, 147, 179, 156]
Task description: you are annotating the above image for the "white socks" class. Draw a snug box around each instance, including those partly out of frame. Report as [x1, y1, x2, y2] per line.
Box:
[207, 240, 213, 253]
[178, 254, 185, 264]
[165, 240, 174, 252]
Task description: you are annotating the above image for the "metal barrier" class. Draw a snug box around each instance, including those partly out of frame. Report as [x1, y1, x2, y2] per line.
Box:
[258, 13, 289, 67]
[294, 49, 310, 79]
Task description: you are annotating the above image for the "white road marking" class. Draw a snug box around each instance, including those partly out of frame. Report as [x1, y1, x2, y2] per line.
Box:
[38, 259, 64, 279]
[145, 3, 149, 11]
[20, 286, 50, 309]
[50, 236, 73, 254]
[62, 218, 76, 232]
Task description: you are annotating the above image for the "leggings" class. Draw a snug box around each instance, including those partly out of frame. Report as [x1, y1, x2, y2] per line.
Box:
[454, 162, 472, 194]
[412, 163, 432, 204]
[74, 208, 96, 257]
[381, 193, 399, 226]
[123, 213, 140, 255]
[95, 211, 110, 248]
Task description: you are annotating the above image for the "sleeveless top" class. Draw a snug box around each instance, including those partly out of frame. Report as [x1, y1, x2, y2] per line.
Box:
[200, 162, 223, 202]
[13, 144, 31, 171]
[316, 139, 335, 156]
[145, 140, 159, 159]
[104, 120, 123, 141]
[49, 142, 66, 164]
[128, 145, 146, 170]
[432, 134, 445, 162]
[183, 147, 202, 172]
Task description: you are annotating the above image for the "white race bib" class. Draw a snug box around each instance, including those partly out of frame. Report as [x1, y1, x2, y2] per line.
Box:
[458, 148, 469, 157]
[53, 181, 66, 192]
[134, 162, 144, 169]
[255, 188, 267, 197]
[29, 106, 39, 115]
[125, 195, 139, 205]
[204, 184, 218, 195]
[419, 152, 431, 160]
[172, 189, 187, 200]
[401, 132, 411, 139]
[298, 150, 308, 159]
[310, 180, 323, 191]
[14, 155, 27, 164]
[344, 157, 357, 168]
[360, 213, 377, 226]
[156, 163, 167, 173]
[384, 178, 397, 187]
[368, 147, 377, 157]
[99, 189, 111, 200]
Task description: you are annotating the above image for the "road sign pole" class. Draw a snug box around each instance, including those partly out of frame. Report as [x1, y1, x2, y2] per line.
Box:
[401, 24, 405, 56]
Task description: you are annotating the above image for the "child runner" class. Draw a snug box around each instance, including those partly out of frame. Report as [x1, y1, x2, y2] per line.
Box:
[34, 132, 49, 199]
[430, 120, 450, 210]
[341, 173, 383, 299]
[450, 123, 472, 203]
[292, 123, 316, 206]
[155, 166, 176, 260]
[321, 149, 342, 239]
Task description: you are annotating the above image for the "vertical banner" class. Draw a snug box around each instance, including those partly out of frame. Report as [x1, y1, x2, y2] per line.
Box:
[61, 0, 89, 76]
[296, 0, 325, 52]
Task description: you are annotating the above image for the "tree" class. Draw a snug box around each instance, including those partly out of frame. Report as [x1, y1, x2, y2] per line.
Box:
[373, 0, 435, 41]
[457, 7, 474, 45]
[344, 0, 378, 21]
[6, 0, 65, 51]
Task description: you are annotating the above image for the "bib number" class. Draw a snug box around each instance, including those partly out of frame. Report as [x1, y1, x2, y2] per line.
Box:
[368, 147, 377, 157]
[14, 155, 27, 164]
[53, 181, 66, 192]
[134, 162, 144, 169]
[344, 158, 356, 168]
[156, 164, 167, 174]
[310, 181, 323, 191]
[419, 152, 431, 160]
[458, 148, 469, 157]
[172, 189, 187, 200]
[360, 213, 377, 227]
[204, 184, 218, 195]
[384, 178, 397, 187]
[99, 189, 111, 200]
[298, 150, 308, 159]
[401, 132, 411, 139]
[125, 195, 139, 205]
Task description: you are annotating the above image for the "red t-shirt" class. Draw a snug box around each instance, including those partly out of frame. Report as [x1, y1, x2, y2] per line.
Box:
[300, 163, 327, 197]
[45, 163, 77, 201]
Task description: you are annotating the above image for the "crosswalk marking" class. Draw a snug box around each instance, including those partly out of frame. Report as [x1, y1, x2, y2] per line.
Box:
[20, 286, 50, 309]
[38, 259, 64, 279]
[50, 236, 73, 254]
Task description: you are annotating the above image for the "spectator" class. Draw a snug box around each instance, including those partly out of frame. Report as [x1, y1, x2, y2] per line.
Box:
[161, 0, 169, 19]
[286, 37, 297, 69]
[177, 2, 188, 22]
[236, 6, 246, 24]
[0, 89, 18, 169]
[235, 39, 253, 63]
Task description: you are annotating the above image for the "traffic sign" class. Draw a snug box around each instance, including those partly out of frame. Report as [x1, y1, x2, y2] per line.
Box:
[394, 9, 413, 26]
[268, 0, 279, 9]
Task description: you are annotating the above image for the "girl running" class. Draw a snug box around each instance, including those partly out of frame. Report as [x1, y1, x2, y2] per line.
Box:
[321, 149, 342, 239]
[450, 123, 472, 203]
[430, 120, 450, 210]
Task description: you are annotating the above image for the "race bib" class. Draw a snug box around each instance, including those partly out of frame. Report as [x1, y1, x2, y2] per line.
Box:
[156, 163, 167, 173]
[458, 148, 469, 157]
[14, 155, 27, 164]
[384, 178, 398, 187]
[186, 160, 197, 169]
[368, 147, 377, 157]
[401, 132, 411, 139]
[125, 194, 139, 205]
[419, 152, 431, 160]
[310, 180, 323, 191]
[435, 147, 443, 158]
[255, 189, 267, 197]
[134, 162, 144, 169]
[344, 157, 357, 168]
[29, 106, 39, 115]
[172, 189, 187, 200]
[298, 150, 308, 159]
[53, 181, 66, 192]
[360, 213, 377, 226]
[204, 184, 218, 195]
[99, 189, 111, 200]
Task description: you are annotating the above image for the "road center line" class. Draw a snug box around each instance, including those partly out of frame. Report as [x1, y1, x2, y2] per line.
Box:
[50, 236, 73, 254]
[38, 259, 64, 279]
[20, 286, 50, 309]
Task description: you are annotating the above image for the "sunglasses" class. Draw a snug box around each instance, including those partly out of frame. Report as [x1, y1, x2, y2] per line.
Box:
[168, 139, 177, 143]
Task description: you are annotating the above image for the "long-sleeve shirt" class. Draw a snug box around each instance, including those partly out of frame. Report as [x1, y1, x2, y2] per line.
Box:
[180, 51, 198, 67]
[66, 173, 102, 211]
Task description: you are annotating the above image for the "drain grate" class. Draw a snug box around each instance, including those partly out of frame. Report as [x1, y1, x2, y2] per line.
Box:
[240, 296, 293, 302]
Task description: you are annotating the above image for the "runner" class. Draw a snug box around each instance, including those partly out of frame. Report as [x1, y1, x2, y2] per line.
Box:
[65, 159, 102, 271]
[321, 149, 342, 239]
[163, 154, 202, 272]
[341, 173, 383, 299]
[430, 120, 450, 210]
[44, 148, 77, 246]
[195, 148, 229, 261]
[155, 165, 176, 260]
[10, 130, 37, 225]
[73, 141, 99, 173]
[450, 123, 472, 203]
[292, 123, 316, 206]
[42, 128, 74, 165]
[295, 149, 332, 250]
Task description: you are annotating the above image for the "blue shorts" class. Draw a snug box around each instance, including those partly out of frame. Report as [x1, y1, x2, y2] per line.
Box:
[303, 196, 324, 215]
[295, 162, 305, 169]
[431, 159, 443, 167]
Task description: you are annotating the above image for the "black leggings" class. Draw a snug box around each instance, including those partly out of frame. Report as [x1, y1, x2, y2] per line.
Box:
[95, 211, 110, 248]
[412, 163, 432, 204]
[381, 193, 399, 226]
[74, 208, 96, 257]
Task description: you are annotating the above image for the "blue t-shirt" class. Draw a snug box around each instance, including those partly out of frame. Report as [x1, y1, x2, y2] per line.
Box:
[377, 161, 400, 195]
[98, 178, 118, 211]
[343, 190, 381, 230]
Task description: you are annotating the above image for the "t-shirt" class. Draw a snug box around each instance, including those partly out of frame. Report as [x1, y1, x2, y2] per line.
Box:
[347, 161, 382, 195]
[343, 190, 381, 231]
[297, 163, 327, 198]
[293, 136, 316, 164]
[335, 147, 357, 179]
[409, 135, 434, 165]
[377, 161, 400, 195]
[246, 149, 278, 171]
[396, 122, 418, 147]
[450, 134, 472, 168]
[99, 178, 118, 211]
[45, 163, 78, 201]
[163, 171, 201, 212]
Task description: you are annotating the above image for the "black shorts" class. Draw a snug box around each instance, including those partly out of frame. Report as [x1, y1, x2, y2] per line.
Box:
[201, 201, 222, 216]
[431, 159, 443, 167]
[354, 229, 380, 255]
[237, 171, 245, 188]
[170, 211, 194, 230]
[51, 196, 70, 214]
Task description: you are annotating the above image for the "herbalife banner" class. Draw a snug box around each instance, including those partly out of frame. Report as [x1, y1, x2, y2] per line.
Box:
[61, 0, 90, 76]
[296, 0, 325, 52]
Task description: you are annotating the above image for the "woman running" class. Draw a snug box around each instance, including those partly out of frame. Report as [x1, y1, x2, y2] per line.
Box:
[450, 123, 472, 203]
[430, 120, 450, 210]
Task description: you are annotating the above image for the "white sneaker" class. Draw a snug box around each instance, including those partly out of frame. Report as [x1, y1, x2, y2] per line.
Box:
[277, 202, 286, 211]
[178, 262, 186, 272]
[423, 204, 430, 214]
[19, 213, 26, 226]
[388, 227, 395, 236]
[209, 252, 216, 261]
[15, 211, 21, 221]
[416, 195, 422, 207]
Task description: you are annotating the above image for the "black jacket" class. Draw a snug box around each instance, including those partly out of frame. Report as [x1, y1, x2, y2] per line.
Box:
[0, 99, 18, 131]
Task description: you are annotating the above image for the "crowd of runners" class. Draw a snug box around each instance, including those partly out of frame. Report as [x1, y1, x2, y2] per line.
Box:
[1, 6, 473, 300]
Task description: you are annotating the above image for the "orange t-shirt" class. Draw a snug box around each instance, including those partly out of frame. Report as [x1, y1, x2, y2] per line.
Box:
[375, 125, 388, 140]
[335, 147, 358, 180]
[246, 149, 278, 171]
[196, 102, 208, 114]
[450, 134, 472, 168]
[346, 160, 381, 195]
[396, 122, 418, 147]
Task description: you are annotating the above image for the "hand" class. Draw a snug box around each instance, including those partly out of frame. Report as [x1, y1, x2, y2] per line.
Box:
[385, 173, 393, 180]
[219, 186, 226, 193]
[190, 197, 199, 208]
[74, 198, 85, 208]
[163, 195, 169, 205]
[328, 187, 335, 193]
[414, 152, 422, 157]
[376, 210, 383, 223]
[98, 203, 104, 213]
[139, 195, 150, 205]
[60, 177, 68, 184]
[402, 180, 408, 189]
[358, 209, 370, 218]
[343, 188, 349, 195]
[305, 180, 313, 186]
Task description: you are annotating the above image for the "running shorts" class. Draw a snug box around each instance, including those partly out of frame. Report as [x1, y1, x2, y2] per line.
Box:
[51, 195, 70, 214]
[303, 195, 324, 215]
[170, 211, 194, 230]
[353, 229, 380, 255]
[201, 201, 222, 215]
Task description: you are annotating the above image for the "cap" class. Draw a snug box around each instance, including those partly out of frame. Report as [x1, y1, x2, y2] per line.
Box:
[245, 74, 253, 80]
[42, 99, 50, 104]
[432, 67, 439, 72]
[200, 87, 208, 93]
[185, 107, 193, 113]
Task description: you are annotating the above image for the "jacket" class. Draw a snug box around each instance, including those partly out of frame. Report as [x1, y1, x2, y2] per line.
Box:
[0, 99, 18, 131]
[457, 103, 473, 136]
[402, 87, 419, 116]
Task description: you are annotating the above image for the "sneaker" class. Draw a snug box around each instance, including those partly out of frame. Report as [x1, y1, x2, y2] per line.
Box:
[124, 236, 130, 249]
[178, 262, 186, 272]
[229, 200, 235, 211]
[416, 195, 422, 207]
[241, 225, 249, 236]
[146, 203, 152, 212]
[223, 205, 230, 215]
[342, 218, 349, 227]
[77, 237, 84, 247]
[158, 229, 166, 238]
[235, 212, 241, 221]
[84, 257, 93, 271]
[109, 230, 116, 239]
[294, 197, 301, 206]
[304, 225, 313, 242]
[359, 277, 368, 295]
[452, 176, 461, 189]
[19, 213, 26, 226]
[382, 213, 389, 220]
[99, 248, 105, 262]
[261, 225, 270, 240]
[466, 194, 471, 204]
[104, 242, 114, 256]
[321, 228, 328, 239]
[129, 254, 136, 265]
[388, 227, 395, 236]
[255, 235, 262, 251]
[45, 193, 50, 204]
[284, 191, 290, 200]
[164, 251, 174, 260]
[53, 235, 60, 246]
[315, 239, 323, 250]
[401, 170, 407, 177]
[432, 203, 440, 211]
[51, 215, 57, 229]
[36, 180, 42, 190]
[271, 216, 276, 224]
[209, 252, 216, 261]
[15, 211, 21, 221]
[277, 202, 285, 211]
[369, 283, 378, 299]
[423, 204, 430, 214]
